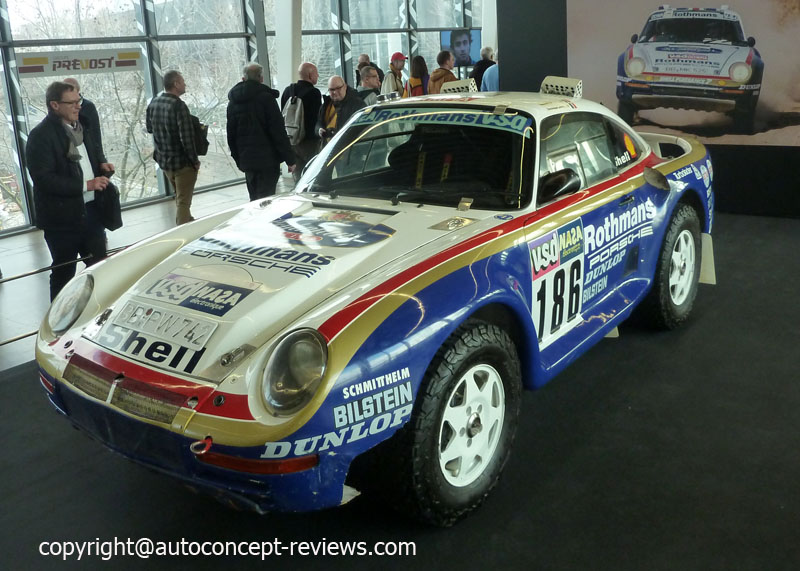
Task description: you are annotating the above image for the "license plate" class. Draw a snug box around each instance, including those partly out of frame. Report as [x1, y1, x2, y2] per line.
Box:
[111, 300, 218, 350]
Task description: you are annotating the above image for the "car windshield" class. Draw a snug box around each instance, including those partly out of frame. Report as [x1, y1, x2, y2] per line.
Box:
[297, 106, 535, 210]
[640, 17, 746, 45]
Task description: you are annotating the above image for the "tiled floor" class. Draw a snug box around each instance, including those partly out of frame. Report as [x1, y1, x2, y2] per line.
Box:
[0, 176, 294, 374]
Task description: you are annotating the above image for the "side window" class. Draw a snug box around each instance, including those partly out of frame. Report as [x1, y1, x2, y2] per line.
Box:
[539, 112, 617, 193]
[605, 119, 644, 172]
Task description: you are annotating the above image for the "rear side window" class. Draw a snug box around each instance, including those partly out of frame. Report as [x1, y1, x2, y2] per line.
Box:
[539, 112, 616, 191]
[605, 119, 644, 172]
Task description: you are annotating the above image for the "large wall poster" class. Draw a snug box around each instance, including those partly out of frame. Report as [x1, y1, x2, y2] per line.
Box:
[567, 0, 800, 145]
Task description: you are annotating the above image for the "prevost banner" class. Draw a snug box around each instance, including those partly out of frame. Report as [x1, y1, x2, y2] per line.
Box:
[17, 49, 143, 78]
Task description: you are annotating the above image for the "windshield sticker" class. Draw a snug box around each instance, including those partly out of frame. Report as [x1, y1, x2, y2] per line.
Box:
[353, 108, 533, 137]
[623, 133, 637, 159]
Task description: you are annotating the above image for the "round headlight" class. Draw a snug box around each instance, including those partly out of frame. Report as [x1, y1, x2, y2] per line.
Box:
[262, 329, 327, 416]
[46, 274, 94, 336]
[729, 62, 752, 83]
[626, 57, 646, 77]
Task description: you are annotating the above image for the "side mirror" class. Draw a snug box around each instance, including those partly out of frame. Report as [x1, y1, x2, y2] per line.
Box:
[631, 33, 639, 43]
[538, 168, 581, 204]
[643, 166, 670, 191]
[747, 36, 756, 47]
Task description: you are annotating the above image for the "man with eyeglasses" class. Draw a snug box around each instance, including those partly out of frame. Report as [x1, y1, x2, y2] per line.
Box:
[26, 81, 112, 300]
[317, 75, 365, 147]
[63, 78, 114, 178]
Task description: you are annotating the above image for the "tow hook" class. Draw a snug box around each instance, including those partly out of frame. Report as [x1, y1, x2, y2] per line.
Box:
[189, 436, 213, 455]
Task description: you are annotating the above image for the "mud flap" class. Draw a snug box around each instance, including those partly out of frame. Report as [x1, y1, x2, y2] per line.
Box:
[700, 233, 717, 285]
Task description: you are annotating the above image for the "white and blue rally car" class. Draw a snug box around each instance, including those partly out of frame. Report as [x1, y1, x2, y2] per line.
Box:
[617, 5, 763, 133]
[37, 77, 716, 526]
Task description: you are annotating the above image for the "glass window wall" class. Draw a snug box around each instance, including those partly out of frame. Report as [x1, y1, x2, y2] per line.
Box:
[153, 0, 244, 35]
[159, 38, 247, 187]
[348, 0, 404, 30]
[7, 0, 140, 41]
[417, 0, 462, 29]
[0, 0, 482, 235]
[0, 89, 26, 231]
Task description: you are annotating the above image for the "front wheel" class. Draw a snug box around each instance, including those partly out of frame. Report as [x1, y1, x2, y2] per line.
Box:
[638, 203, 702, 329]
[403, 321, 521, 526]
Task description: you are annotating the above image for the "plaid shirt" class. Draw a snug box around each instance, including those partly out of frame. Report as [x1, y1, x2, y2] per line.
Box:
[146, 92, 198, 171]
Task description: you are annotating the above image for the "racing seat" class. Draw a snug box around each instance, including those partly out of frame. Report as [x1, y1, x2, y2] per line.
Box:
[388, 126, 464, 187]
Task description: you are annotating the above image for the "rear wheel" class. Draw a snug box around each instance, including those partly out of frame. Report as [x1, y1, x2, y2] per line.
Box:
[638, 203, 702, 329]
[401, 321, 521, 526]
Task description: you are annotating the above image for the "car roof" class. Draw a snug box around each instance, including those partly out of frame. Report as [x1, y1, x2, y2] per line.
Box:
[371, 91, 622, 125]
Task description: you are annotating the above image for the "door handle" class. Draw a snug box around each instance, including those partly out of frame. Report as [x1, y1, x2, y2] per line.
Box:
[619, 194, 635, 206]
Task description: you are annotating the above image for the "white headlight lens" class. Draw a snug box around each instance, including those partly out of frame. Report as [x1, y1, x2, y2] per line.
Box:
[47, 274, 94, 336]
[262, 329, 327, 416]
[626, 57, 646, 77]
[729, 62, 752, 83]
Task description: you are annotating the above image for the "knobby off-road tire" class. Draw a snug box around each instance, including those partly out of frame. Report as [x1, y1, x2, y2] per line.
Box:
[397, 320, 522, 526]
[638, 203, 702, 329]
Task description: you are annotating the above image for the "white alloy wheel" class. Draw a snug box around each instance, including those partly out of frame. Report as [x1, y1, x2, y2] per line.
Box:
[669, 229, 696, 306]
[438, 364, 506, 487]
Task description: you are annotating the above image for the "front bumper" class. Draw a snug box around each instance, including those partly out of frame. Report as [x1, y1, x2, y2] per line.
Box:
[40, 368, 354, 513]
[617, 80, 759, 112]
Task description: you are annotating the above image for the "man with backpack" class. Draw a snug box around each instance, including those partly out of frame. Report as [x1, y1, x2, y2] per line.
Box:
[281, 63, 322, 181]
[227, 63, 295, 201]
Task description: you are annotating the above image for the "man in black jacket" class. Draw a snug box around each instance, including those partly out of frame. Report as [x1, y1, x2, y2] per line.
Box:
[227, 63, 296, 200]
[63, 77, 114, 176]
[281, 62, 322, 181]
[317, 75, 365, 148]
[469, 47, 496, 93]
[26, 81, 112, 300]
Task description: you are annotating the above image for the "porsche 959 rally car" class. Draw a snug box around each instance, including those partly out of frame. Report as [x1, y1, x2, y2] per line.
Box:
[37, 77, 716, 526]
[617, 5, 763, 133]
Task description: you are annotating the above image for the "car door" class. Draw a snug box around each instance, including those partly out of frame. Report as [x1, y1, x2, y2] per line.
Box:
[525, 111, 652, 366]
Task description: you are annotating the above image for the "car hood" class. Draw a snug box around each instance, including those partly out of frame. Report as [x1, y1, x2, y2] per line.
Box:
[87, 194, 492, 381]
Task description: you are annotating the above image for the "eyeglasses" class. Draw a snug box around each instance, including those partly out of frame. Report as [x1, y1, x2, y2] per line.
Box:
[58, 98, 82, 106]
[328, 84, 345, 93]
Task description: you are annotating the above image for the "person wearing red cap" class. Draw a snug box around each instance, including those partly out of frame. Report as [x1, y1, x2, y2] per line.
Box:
[381, 51, 407, 97]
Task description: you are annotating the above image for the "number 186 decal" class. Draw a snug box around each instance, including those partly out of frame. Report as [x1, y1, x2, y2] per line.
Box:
[529, 220, 585, 349]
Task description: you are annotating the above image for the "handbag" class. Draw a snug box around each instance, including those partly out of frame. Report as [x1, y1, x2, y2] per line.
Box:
[96, 180, 123, 231]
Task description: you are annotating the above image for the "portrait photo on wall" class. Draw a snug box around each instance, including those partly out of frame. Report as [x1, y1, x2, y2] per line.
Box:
[440, 29, 482, 67]
[567, 0, 800, 146]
